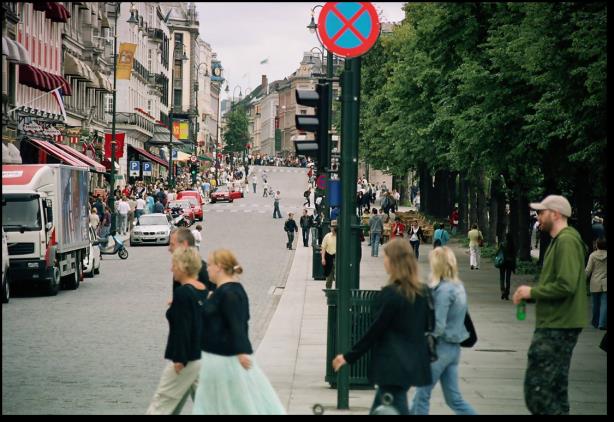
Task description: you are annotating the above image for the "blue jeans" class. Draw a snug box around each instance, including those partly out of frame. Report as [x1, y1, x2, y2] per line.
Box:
[410, 240, 420, 259]
[370, 233, 381, 256]
[273, 204, 281, 218]
[370, 385, 410, 415]
[410, 341, 477, 415]
[592, 292, 607, 329]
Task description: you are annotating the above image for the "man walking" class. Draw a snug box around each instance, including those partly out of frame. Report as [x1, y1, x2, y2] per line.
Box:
[117, 196, 131, 235]
[513, 195, 588, 415]
[368, 208, 384, 257]
[284, 213, 299, 250]
[321, 220, 337, 289]
[252, 174, 257, 194]
[273, 191, 282, 219]
[299, 209, 314, 247]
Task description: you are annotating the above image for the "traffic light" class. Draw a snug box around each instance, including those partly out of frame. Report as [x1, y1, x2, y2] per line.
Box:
[190, 162, 198, 185]
[295, 83, 329, 166]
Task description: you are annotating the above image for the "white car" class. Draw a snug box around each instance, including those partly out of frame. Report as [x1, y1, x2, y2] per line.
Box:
[2, 227, 10, 303]
[130, 213, 173, 246]
[83, 225, 101, 278]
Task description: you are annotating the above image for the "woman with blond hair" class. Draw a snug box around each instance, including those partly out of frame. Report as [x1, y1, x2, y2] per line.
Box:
[192, 249, 285, 415]
[332, 238, 432, 414]
[410, 246, 476, 415]
[147, 247, 208, 415]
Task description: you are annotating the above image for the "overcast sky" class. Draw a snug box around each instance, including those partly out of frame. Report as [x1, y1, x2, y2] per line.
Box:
[197, 2, 406, 99]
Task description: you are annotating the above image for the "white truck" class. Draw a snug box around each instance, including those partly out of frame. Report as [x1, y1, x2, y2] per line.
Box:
[2, 164, 90, 295]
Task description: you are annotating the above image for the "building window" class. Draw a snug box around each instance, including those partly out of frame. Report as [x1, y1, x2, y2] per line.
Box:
[105, 94, 113, 113]
[148, 100, 152, 114]
[174, 90, 182, 109]
[175, 33, 183, 44]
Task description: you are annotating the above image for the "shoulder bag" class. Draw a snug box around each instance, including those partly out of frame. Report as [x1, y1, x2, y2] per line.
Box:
[460, 311, 477, 348]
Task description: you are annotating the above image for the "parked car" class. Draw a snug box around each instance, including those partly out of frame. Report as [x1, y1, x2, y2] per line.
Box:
[2, 227, 10, 303]
[210, 186, 242, 203]
[83, 225, 101, 278]
[130, 213, 173, 246]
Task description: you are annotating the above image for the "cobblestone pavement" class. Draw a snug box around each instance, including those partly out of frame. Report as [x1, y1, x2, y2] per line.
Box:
[2, 165, 309, 415]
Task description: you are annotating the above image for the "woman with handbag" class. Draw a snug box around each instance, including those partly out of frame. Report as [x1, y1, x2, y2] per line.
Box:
[495, 233, 517, 300]
[410, 246, 477, 415]
[332, 239, 432, 415]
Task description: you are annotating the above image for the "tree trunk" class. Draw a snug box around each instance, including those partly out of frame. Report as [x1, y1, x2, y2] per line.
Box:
[447, 171, 458, 217]
[509, 191, 519, 254]
[477, 170, 488, 237]
[469, 180, 478, 229]
[517, 193, 531, 261]
[496, 180, 507, 243]
[574, 166, 593, 256]
[458, 172, 469, 234]
[487, 177, 499, 244]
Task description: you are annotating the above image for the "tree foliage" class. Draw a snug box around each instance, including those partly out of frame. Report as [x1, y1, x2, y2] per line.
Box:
[358, 2, 606, 250]
[222, 106, 250, 154]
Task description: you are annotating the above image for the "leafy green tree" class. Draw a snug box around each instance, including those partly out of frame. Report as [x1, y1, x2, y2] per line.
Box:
[222, 106, 250, 155]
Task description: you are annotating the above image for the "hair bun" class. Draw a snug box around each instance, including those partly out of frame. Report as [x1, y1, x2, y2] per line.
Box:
[233, 265, 244, 275]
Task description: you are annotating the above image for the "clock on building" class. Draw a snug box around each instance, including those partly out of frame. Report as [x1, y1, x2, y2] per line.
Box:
[213, 67, 222, 77]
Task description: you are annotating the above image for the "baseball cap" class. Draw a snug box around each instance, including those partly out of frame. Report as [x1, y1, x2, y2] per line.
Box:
[530, 195, 572, 218]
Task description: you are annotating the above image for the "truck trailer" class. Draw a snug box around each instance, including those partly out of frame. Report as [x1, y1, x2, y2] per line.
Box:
[2, 164, 90, 295]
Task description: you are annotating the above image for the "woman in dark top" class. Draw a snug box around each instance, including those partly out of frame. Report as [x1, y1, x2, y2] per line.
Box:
[496, 232, 517, 300]
[147, 247, 208, 415]
[192, 249, 285, 415]
[332, 238, 432, 415]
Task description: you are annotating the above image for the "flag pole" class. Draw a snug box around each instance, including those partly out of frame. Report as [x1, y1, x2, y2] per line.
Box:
[8, 87, 64, 114]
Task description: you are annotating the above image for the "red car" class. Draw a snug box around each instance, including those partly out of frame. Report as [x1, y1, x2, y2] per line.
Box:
[176, 191, 205, 221]
[166, 200, 196, 222]
[210, 185, 242, 203]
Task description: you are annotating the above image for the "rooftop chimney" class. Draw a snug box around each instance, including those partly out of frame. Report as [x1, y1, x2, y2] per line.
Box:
[262, 75, 268, 95]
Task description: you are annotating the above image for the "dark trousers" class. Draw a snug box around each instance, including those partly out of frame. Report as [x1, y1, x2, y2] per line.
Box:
[370, 385, 410, 415]
[286, 231, 295, 249]
[499, 267, 512, 296]
[273, 203, 281, 218]
[525, 328, 581, 415]
[410, 240, 420, 259]
[301, 228, 310, 247]
[303, 198, 311, 207]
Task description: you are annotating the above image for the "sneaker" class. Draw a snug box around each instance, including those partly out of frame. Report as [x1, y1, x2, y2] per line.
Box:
[470, 266, 474, 270]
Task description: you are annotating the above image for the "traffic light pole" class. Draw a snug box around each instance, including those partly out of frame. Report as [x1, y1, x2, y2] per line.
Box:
[336, 57, 360, 410]
[321, 50, 334, 236]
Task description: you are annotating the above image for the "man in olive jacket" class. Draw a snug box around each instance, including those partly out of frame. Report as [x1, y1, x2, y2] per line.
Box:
[513, 195, 588, 415]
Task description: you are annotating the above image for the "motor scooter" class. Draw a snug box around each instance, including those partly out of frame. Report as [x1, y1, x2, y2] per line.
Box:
[95, 231, 129, 259]
[169, 206, 191, 227]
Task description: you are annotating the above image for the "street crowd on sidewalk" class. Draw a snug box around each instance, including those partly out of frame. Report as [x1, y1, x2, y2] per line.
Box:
[83, 160, 606, 415]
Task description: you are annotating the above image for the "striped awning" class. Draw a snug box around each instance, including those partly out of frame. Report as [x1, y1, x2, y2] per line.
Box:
[19, 64, 72, 96]
[96, 70, 113, 93]
[83, 62, 100, 89]
[2, 36, 30, 65]
[45, 3, 71, 23]
[63, 53, 96, 85]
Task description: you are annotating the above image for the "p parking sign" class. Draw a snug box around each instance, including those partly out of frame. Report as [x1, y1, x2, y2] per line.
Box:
[129, 161, 140, 177]
[142, 162, 152, 176]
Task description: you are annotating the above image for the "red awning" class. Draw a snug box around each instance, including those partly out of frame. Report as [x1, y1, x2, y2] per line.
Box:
[19, 65, 71, 95]
[128, 145, 169, 168]
[27, 138, 89, 168]
[54, 143, 106, 173]
[33, 2, 52, 12]
[46, 3, 70, 23]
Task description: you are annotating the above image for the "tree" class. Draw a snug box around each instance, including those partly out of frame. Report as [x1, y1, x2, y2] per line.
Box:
[222, 106, 250, 155]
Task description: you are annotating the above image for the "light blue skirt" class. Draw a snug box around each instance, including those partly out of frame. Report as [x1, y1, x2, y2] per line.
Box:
[192, 352, 286, 415]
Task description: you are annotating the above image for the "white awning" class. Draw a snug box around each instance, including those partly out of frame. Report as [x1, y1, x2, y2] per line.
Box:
[2, 36, 30, 65]
[2, 141, 23, 164]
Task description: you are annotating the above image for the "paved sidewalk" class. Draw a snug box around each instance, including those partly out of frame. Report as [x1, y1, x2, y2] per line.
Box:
[256, 225, 607, 415]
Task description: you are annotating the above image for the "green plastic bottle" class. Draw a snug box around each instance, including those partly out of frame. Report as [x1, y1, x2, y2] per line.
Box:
[517, 299, 526, 321]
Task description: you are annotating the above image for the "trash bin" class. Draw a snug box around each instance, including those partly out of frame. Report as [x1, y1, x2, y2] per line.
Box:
[312, 227, 325, 280]
[324, 289, 380, 388]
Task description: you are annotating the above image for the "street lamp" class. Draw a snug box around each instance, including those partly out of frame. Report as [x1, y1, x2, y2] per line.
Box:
[309, 46, 325, 74]
[231, 85, 243, 105]
[108, 2, 139, 233]
[168, 40, 189, 188]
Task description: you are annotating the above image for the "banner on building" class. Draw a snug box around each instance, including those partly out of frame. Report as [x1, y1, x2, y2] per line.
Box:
[173, 120, 189, 140]
[116, 43, 137, 80]
[104, 132, 125, 159]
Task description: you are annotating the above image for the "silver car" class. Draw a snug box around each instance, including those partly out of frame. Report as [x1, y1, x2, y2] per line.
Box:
[130, 213, 172, 246]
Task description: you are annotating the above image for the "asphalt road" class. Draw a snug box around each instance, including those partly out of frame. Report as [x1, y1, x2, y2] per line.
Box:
[2, 165, 310, 415]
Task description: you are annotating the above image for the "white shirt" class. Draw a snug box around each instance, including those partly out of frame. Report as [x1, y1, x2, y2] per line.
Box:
[118, 201, 130, 215]
[136, 198, 146, 210]
[191, 229, 202, 248]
